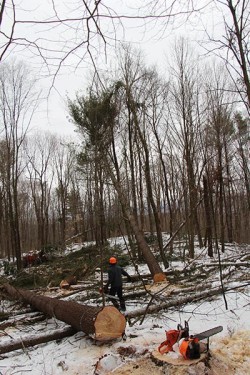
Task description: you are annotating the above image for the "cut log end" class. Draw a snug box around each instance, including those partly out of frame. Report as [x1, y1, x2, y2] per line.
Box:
[153, 273, 167, 283]
[60, 280, 70, 289]
[60, 276, 77, 289]
[94, 306, 126, 341]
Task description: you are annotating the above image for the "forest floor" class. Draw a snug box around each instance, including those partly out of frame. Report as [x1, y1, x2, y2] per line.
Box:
[0, 237, 249, 374]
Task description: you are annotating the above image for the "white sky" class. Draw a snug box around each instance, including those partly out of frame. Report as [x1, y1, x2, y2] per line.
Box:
[1, 1, 230, 136]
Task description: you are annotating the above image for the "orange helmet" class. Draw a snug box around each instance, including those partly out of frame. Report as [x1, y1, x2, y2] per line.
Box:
[109, 257, 117, 264]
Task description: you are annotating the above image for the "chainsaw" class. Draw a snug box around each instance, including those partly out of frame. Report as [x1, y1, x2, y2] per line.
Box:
[158, 321, 223, 357]
[193, 325, 223, 350]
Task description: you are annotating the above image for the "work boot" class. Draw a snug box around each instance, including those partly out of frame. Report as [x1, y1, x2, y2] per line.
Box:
[113, 302, 120, 309]
[120, 302, 126, 312]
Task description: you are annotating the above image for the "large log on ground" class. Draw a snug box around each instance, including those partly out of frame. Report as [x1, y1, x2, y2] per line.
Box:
[3, 283, 126, 341]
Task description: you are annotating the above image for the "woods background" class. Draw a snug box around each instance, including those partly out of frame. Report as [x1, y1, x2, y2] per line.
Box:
[0, 1, 249, 270]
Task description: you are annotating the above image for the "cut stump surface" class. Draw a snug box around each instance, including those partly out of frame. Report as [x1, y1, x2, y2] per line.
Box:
[151, 350, 208, 366]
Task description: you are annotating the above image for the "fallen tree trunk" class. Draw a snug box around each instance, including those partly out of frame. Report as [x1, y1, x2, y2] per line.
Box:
[0, 326, 76, 355]
[125, 283, 248, 319]
[3, 283, 126, 341]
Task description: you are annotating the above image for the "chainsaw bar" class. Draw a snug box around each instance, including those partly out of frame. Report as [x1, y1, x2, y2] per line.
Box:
[194, 326, 223, 340]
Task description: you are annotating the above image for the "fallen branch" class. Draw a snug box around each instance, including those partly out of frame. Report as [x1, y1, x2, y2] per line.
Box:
[0, 326, 76, 355]
[0, 312, 46, 330]
[125, 282, 250, 319]
[201, 262, 250, 267]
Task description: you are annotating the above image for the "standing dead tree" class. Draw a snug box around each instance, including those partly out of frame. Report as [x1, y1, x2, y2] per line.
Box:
[3, 283, 126, 341]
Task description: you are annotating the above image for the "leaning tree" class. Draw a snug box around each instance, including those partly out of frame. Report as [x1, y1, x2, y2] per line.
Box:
[68, 87, 167, 283]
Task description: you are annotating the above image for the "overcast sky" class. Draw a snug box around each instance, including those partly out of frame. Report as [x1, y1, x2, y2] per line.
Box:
[1, 0, 229, 137]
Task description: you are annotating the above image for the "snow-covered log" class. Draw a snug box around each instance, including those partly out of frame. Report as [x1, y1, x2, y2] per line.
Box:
[125, 283, 242, 319]
[0, 327, 76, 355]
[0, 312, 46, 330]
[202, 262, 250, 267]
[3, 283, 126, 341]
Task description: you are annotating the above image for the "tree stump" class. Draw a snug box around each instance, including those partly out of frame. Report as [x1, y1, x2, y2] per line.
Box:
[151, 350, 208, 366]
[153, 273, 167, 283]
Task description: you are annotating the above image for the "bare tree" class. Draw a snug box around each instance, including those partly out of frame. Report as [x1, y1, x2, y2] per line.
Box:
[204, 63, 235, 252]
[222, 0, 250, 112]
[115, 46, 170, 267]
[202, 1, 250, 113]
[68, 83, 167, 282]
[169, 39, 204, 258]
[24, 132, 55, 251]
[0, 60, 39, 269]
[53, 138, 76, 250]
[233, 112, 250, 210]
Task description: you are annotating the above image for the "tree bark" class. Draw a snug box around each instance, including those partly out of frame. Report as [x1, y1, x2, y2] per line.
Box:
[0, 327, 76, 355]
[203, 175, 213, 257]
[106, 154, 166, 283]
[3, 283, 126, 341]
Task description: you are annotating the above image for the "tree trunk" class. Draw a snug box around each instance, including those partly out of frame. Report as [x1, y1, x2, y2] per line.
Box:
[3, 283, 126, 341]
[128, 97, 167, 268]
[107, 142, 166, 283]
[108, 163, 166, 282]
[163, 197, 203, 252]
[203, 175, 213, 257]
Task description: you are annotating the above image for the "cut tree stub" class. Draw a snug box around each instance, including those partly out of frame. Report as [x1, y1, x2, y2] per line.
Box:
[94, 306, 126, 341]
[60, 275, 77, 289]
[151, 350, 208, 366]
[153, 273, 167, 283]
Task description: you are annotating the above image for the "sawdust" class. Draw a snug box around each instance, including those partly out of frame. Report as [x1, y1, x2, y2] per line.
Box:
[106, 357, 164, 375]
[209, 330, 250, 375]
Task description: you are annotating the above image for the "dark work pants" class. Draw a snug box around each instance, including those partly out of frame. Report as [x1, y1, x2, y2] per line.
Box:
[109, 285, 125, 310]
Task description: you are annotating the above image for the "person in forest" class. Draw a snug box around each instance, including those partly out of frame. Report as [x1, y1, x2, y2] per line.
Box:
[103, 256, 131, 311]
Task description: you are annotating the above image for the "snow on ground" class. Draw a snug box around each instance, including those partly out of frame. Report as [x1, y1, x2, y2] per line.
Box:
[0, 238, 249, 374]
[1, 294, 249, 375]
